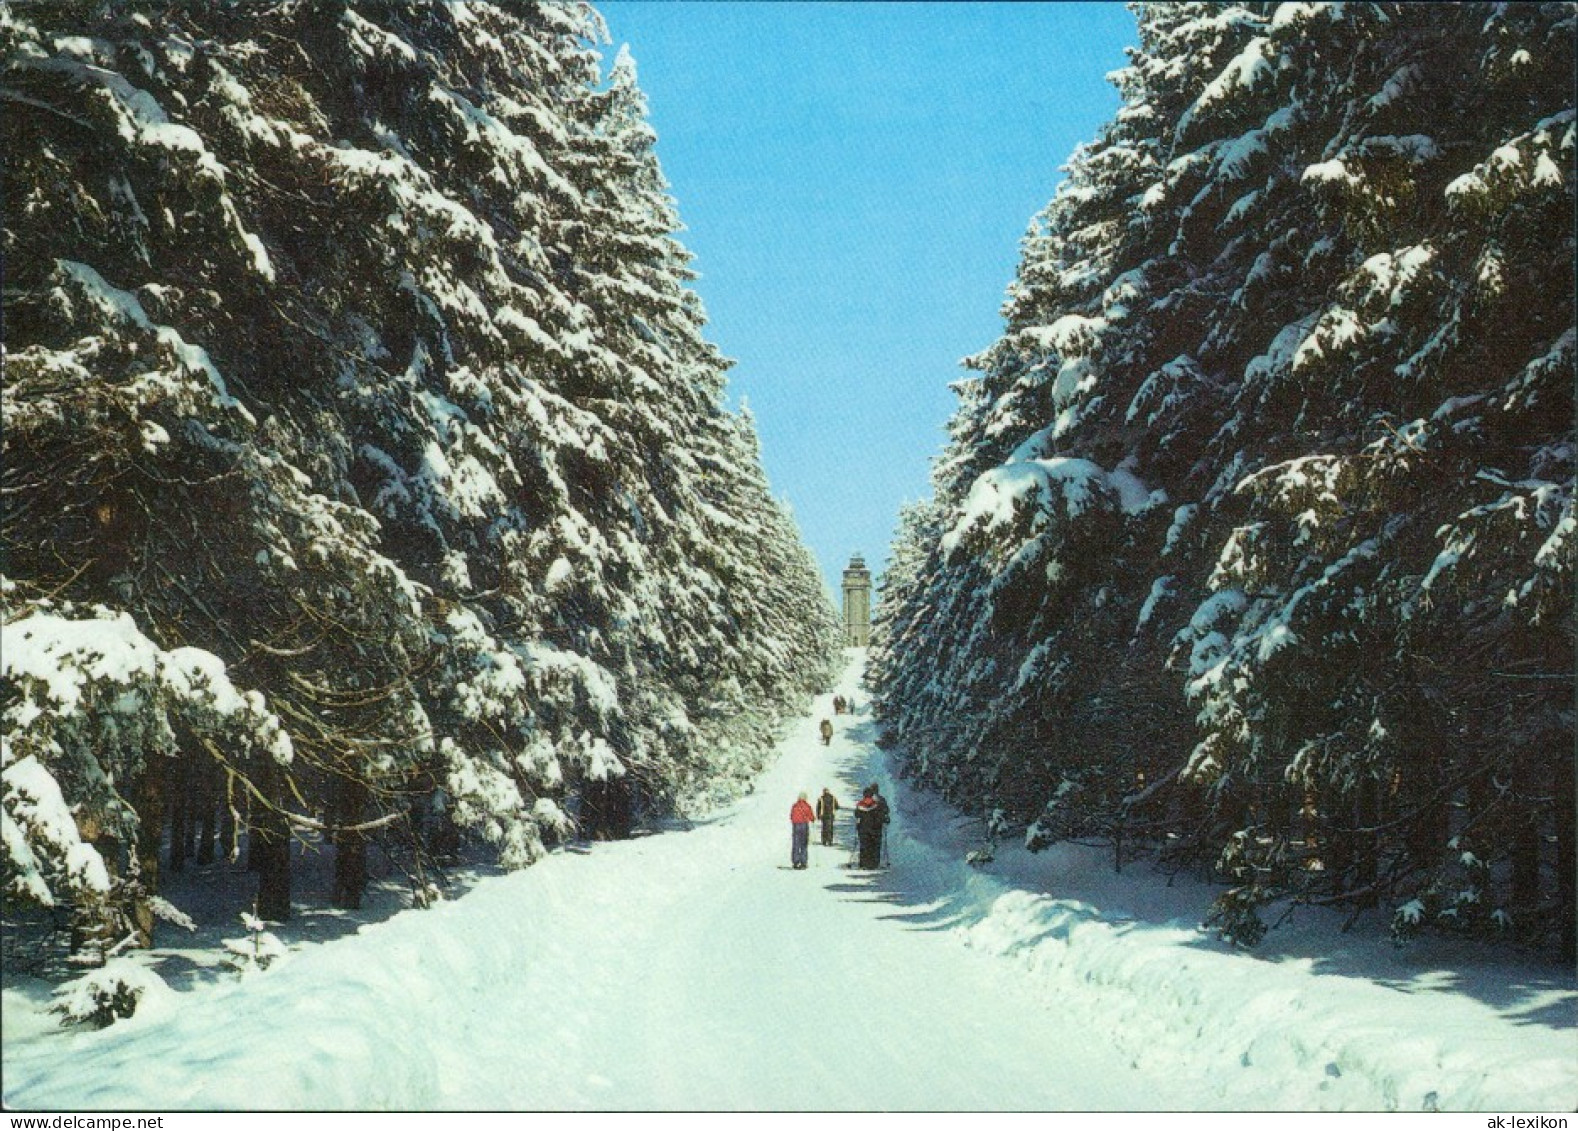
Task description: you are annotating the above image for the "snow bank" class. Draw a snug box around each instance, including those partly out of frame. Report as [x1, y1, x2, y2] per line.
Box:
[911, 824, 1576, 1112]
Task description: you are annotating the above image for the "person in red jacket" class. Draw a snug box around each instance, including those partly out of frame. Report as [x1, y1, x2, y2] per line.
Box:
[790, 792, 816, 869]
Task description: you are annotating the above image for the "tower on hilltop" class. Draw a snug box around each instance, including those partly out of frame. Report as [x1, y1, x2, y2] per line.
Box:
[841, 553, 871, 647]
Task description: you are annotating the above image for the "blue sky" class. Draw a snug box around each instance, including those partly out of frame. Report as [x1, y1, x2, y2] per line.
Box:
[599, 2, 1138, 596]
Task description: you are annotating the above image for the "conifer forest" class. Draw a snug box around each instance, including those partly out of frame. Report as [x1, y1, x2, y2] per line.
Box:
[3, 0, 841, 947]
[868, 1, 1575, 954]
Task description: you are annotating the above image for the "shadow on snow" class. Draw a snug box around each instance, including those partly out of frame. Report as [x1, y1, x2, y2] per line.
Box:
[822, 714, 1575, 1033]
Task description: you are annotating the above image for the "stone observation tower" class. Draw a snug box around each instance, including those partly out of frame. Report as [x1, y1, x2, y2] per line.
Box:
[841, 553, 872, 647]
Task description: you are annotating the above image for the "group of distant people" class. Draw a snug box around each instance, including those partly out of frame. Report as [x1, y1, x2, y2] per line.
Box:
[788, 782, 890, 869]
[793, 692, 888, 869]
[818, 696, 857, 747]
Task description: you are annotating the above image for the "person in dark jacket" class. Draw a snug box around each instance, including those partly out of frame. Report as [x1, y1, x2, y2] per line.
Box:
[790, 792, 815, 869]
[854, 786, 884, 869]
[871, 783, 891, 827]
[814, 787, 840, 847]
[870, 783, 891, 865]
[818, 718, 833, 745]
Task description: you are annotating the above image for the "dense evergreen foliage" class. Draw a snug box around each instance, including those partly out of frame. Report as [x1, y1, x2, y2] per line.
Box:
[2, 0, 839, 954]
[870, 2, 1574, 952]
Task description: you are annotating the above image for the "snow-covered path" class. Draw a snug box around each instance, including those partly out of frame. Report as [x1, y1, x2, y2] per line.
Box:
[4, 653, 1574, 1111]
[3, 657, 1187, 1111]
[429, 698, 1174, 1112]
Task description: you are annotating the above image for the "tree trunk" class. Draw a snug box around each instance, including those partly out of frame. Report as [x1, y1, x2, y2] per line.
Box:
[607, 775, 633, 839]
[132, 759, 165, 897]
[582, 777, 633, 841]
[252, 765, 292, 922]
[196, 759, 218, 866]
[1327, 800, 1353, 895]
[1555, 753, 1575, 961]
[1352, 777, 1379, 907]
[219, 776, 237, 864]
[252, 827, 291, 922]
[168, 757, 191, 875]
[331, 777, 369, 910]
[1510, 807, 1541, 914]
[1406, 792, 1448, 875]
[125, 753, 168, 950]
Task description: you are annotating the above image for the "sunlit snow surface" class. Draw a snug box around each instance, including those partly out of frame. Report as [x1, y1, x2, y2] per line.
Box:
[4, 653, 1573, 1112]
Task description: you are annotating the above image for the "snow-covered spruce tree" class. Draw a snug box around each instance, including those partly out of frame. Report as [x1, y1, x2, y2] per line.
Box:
[866, 497, 945, 725]
[2, 597, 294, 955]
[542, 47, 839, 823]
[3, 1, 836, 950]
[689, 406, 842, 762]
[871, 2, 1574, 952]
